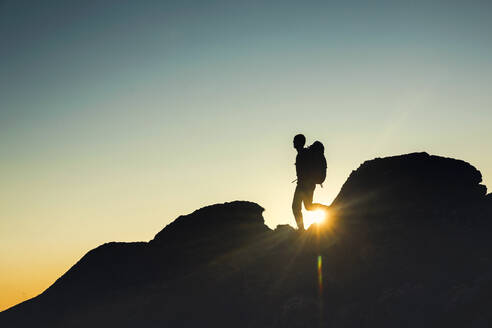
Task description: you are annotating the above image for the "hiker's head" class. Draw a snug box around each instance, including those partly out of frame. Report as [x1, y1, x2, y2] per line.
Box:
[293, 134, 306, 150]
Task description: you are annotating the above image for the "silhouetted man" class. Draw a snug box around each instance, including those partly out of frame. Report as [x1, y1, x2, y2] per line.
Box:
[292, 134, 328, 231]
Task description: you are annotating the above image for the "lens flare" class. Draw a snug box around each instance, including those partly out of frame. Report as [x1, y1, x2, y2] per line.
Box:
[303, 209, 326, 228]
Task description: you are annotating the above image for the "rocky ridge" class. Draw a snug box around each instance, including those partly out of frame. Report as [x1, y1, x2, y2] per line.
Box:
[1, 153, 491, 328]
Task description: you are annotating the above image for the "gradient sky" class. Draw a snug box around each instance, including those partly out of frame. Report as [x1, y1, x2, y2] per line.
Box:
[1, 0, 491, 310]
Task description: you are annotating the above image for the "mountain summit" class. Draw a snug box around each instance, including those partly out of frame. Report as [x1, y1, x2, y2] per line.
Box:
[1, 153, 491, 327]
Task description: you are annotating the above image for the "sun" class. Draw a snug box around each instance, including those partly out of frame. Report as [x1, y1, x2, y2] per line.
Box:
[303, 209, 327, 229]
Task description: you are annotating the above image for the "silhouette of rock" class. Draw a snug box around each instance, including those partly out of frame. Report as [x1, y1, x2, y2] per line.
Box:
[487, 193, 492, 204]
[152, 201, 268, 246]
[0, 201, 271, 327]
[274, 224, 296, 234]
[2, 153, 492, 328]
[332, 152, 487, 217]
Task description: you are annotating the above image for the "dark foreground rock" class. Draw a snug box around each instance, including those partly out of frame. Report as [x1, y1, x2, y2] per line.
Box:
[332, 152, 488, 218]
[1, 153, 492, 328]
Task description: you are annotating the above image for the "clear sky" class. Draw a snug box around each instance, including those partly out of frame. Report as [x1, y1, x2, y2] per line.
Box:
[1, 0, 491, 311]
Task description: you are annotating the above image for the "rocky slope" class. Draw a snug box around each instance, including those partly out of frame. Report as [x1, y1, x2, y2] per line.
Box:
[1, 153, 491, 327]
[332, 152, 487, 217]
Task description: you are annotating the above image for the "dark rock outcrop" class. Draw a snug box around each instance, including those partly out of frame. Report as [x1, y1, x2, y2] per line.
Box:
[1, 153, 492, 328]
[486, 193, 492, 205]
[152, 201, 268, 247]
[332, 152, 487, 217]
[0, 201, 270, 327]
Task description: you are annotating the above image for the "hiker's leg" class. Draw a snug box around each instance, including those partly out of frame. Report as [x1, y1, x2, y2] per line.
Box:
[304, 184, 329, 212]
[302, 184, 316, 211]
[292, 185, 304, 230]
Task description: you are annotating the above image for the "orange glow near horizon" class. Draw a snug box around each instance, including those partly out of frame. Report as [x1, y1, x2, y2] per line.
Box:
[0, 261, 68, 311]
[0, 246, 89, 311]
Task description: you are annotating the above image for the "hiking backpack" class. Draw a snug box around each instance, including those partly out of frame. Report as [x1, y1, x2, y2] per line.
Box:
[307, 141, 327, 185]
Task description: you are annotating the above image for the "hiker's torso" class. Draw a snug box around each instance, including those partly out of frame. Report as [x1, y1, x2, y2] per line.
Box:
[295, 148, 313, 183]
